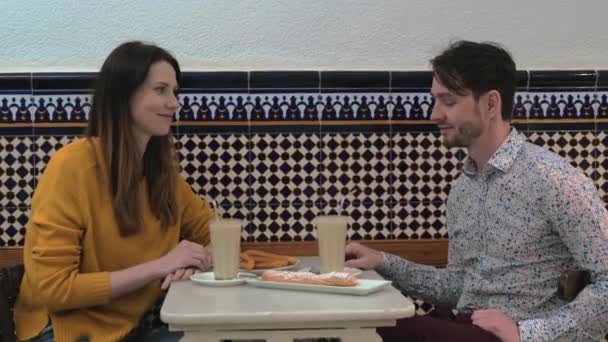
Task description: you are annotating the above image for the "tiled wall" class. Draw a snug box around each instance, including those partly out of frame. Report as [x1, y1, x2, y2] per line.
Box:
[1, 70, 607, 247]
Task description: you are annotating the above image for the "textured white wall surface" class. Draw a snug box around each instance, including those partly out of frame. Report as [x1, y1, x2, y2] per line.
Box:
[0, 0, 606, 71]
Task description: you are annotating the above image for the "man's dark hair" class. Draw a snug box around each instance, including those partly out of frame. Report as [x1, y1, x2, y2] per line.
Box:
[431, 40, 517, 121]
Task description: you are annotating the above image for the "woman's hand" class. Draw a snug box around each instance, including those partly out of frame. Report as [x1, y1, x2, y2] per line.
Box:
[161, 267, 198, 290]
[160, 245, 213, 290]
[157, 240, 211, 275]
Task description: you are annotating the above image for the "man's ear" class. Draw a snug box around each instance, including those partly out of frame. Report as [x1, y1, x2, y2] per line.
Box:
[486, 90, 502, 119]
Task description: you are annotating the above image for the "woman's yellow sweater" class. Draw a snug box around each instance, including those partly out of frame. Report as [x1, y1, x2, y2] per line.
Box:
[14, 138, 213, 341]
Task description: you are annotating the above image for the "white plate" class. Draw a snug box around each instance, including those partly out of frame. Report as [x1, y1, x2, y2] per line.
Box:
[246, 278, 392, 296]
[301, 266, 363, 277]
[239, 258, 301, 275]
[190, 272, 247, 287]
[343, 267, 363, 277]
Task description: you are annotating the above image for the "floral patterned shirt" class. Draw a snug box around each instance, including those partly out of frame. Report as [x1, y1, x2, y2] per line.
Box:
[378, 129, 608, 341]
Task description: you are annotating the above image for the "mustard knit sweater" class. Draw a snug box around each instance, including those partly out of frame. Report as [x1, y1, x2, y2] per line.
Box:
[15, 138, 213, 341]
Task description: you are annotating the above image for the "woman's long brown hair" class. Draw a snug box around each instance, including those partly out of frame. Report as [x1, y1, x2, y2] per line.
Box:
[86, 41, 180, 236]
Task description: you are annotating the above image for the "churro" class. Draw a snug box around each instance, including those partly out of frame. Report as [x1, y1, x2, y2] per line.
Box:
[261, 270, 358, 287]
[239, 249, 297, 269]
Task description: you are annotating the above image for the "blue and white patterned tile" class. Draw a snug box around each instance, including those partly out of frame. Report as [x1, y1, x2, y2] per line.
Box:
[392, 201, 447, 239]
[0, 136, 34, 207]
[249, 133, 320, 204]
[392, 132, 464, 203]
[0, 206, 30, 246]
[29, 94, 91, 123]
[523, 92, 597, 119]
[512, 92, 530, 121]
[387, 93, 433, 120]
[249, 201, 319, 242]
[596, 131, 608, 205]
[322, 200, 392, 240]
[176, 93, 320, 122]
[526, 131, 597, 180]
[176, 92, 422, 122]
[320, 133, 391, 204]
[177, 134, 249, 206]
[318, 93, 392, 121]
[0, 95, 35, 123]
[33, 135, 79, 182]
[176, 94, 249, 122]
[596, 92, 608, 118]
[249, 93, 321, 121]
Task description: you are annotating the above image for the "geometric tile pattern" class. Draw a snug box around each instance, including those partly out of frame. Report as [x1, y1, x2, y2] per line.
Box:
[526, 131, 597, 180]
[597, 92, 608, 118]
[250, 133, 320, 204]
[401, 293, 436, 316]
[389, 93, 434, 120]
[0, 97, 35, 123]
[596, 131, 608, 204]
[0, 136, 33, 207]
[320, 133, 390, 204]
[177, 134, 249, 206]
[2, 87, 608, 245]
[0, 206, 30, 246]
[392, 132, 464, 203]
[250, 201, 319, 242]
[29, 95, 91, 123]
[33, 135, 79, 181]
[392, 201, 447, 239]
[524, 92, 597, 119]
[322, 200, 392, 240]
[2, 130, 606, 245]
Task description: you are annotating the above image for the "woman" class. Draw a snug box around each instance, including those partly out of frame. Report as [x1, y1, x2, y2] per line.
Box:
[14, 41, 215, 341]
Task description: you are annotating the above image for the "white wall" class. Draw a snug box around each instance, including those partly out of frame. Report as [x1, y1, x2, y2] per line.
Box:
[1, 0, 607, 72]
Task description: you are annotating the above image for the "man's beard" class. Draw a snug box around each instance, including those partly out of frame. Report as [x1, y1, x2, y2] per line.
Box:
[442, 120, 483, 148]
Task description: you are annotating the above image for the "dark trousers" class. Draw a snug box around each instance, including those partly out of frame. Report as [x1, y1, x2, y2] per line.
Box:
[377, 306, 501, 342]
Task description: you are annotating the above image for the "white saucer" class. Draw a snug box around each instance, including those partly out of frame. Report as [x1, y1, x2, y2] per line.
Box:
[190, 272, 247, 287]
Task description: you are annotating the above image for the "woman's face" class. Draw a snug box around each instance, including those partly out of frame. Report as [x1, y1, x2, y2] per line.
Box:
[129, 61, 179, 147]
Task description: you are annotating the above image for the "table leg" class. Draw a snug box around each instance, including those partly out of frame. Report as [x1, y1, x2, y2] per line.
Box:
[266, 334, 293, 342]
[178, 327, 381, 342]
[339, 328, 383, 342]
[179, 332, 219, 342]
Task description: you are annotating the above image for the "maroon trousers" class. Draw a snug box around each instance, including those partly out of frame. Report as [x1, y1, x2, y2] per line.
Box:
[377, 307, 501, 342]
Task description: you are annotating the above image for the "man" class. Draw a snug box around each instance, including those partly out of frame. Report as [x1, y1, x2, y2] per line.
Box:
[346, 40, 608, 341]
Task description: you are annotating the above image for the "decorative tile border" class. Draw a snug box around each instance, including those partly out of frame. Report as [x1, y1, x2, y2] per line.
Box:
[2, 91, 607, 126]
[1, 70, 606, 127]
[2, 92, 608, 130]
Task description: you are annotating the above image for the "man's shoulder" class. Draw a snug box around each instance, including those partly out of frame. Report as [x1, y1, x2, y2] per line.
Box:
[516, 140, 594, 194]
[519, 140, 584, 177]
[449, 171, 468, 191]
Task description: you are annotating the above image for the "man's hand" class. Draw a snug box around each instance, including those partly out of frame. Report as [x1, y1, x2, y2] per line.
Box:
[344, 242, 384, 270]
[472, 309, 521, 342]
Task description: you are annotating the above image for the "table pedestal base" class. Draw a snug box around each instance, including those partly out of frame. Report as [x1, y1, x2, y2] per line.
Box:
[179, 327, 382, 342]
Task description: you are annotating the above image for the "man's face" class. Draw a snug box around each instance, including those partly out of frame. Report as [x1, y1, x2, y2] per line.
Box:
[430, 77, 485, 148]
